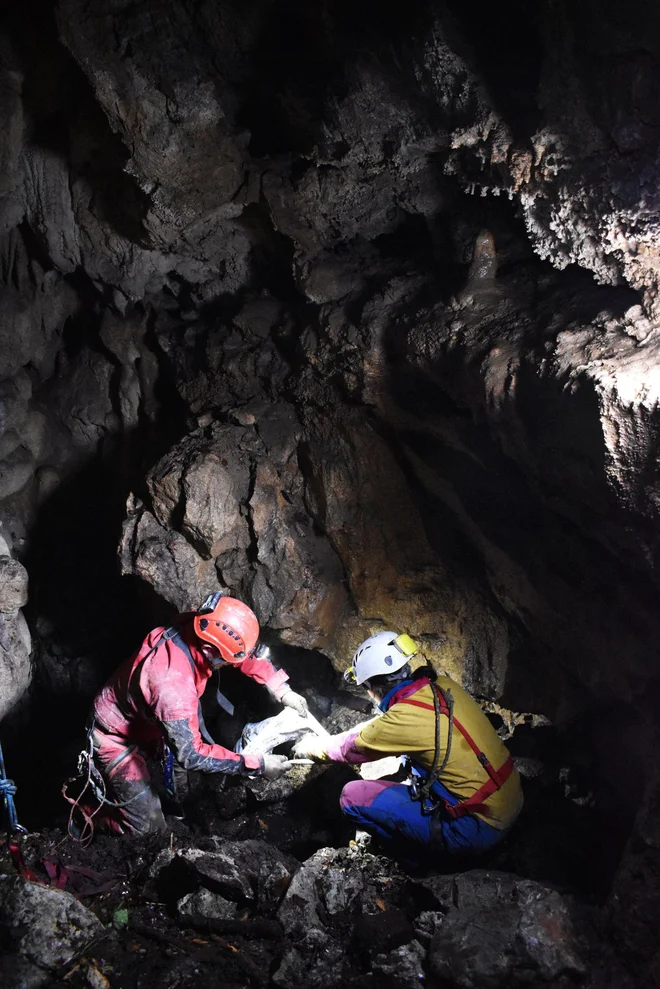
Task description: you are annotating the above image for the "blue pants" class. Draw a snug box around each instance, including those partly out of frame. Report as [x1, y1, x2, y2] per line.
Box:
[340, 779, 507, 857]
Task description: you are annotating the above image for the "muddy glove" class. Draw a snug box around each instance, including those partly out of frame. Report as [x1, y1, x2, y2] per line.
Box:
[261, 754, 294, 780]
[291, 734, 327, 761]
[279, 688, 309, 718]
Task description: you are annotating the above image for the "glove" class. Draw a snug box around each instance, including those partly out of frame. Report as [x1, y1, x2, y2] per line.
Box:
[280, 688, 309, 718]
[261, 754, 293, 780]
[291, 734, 326, 761]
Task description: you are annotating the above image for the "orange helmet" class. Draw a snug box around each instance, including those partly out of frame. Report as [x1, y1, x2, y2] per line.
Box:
[193, 594, 260, 665]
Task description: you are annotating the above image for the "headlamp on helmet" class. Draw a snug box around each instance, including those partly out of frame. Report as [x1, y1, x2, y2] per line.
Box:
[343, 631, 419, 686]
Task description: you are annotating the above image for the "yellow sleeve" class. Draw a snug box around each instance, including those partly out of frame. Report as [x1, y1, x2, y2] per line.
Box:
[354, 700, 437, 767]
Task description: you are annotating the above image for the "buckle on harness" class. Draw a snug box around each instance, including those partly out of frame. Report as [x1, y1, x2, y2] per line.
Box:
[409, 777, 440, 817]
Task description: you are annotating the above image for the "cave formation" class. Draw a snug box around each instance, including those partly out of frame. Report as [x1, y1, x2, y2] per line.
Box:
[1, 1, 660, 987]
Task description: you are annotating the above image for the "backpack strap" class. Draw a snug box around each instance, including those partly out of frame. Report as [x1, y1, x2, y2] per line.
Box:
[166, 629, 219, 746]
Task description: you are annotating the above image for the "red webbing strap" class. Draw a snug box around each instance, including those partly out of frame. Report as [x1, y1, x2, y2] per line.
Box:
[401, 697, 506, 783]
[401, 697, 448, 714]
[8, 840, 41, 883]
[400, 690, 514, 816]
[442, 756, 515, 819]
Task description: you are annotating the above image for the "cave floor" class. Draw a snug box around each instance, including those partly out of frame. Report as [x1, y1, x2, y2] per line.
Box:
[0, 755, 628, 989]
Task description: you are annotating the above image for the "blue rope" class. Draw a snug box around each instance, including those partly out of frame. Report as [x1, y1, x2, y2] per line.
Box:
[0, 741, 25, 833]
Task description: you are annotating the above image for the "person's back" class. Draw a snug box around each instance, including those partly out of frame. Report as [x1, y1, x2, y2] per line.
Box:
[94, 623, 211, 744]
[354, 674, 522, 830]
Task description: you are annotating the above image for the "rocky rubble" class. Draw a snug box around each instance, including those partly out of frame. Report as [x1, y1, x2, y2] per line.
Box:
[1, 829, 626, 989]
[0, 685, 647, 989]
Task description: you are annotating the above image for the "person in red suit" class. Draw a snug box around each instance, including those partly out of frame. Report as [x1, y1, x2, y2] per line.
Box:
[88, 593, 308, 833]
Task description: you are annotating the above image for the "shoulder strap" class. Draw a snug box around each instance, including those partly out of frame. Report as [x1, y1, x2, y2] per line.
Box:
[401, 681, 513, 817]
[168, 630, 218, 746]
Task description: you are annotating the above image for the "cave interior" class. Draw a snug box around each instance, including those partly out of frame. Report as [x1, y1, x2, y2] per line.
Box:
[1, 1, 660, 987]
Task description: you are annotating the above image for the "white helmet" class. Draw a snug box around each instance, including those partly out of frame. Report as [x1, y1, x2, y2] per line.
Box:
[344, 631, 418, 686]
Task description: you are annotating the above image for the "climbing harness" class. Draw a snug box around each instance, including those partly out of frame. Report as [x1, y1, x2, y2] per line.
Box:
[62, 718, 152, 845]
[160, 623, 234, 735]
[406, 669, 514, 820]
[0, 740, 27, 834]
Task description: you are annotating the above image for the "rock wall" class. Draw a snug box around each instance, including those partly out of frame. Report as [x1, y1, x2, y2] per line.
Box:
[0, 534, 31, 721]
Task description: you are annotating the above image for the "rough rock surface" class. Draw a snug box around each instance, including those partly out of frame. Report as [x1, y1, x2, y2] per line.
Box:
[0, 2, 659, 981]
[607, 762, 660, 985]
[177, 887, 237, 923]
[0, 538, 31, 720]
[175, 839, 298, 905]
[0, 0, 657, 729]
[277, 846, 413, 938]
[121, 399, 510, 684]
[373, 939, 427, 988]
[426, 870, 587, 987]
[0, 875, 102, 988]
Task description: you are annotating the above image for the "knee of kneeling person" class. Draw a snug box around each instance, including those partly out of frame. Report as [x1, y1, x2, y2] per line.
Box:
[339, 780, 362, 813]
[339, 778, 383, 814]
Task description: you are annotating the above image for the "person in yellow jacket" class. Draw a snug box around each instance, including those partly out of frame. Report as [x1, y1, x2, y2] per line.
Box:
[292, 631, 523, 857]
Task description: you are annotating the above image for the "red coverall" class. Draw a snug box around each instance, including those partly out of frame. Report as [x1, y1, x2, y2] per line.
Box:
[91, 620, 290, 833]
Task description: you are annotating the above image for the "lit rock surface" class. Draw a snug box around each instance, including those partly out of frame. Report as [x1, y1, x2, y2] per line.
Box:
[0, 542, 31, 721]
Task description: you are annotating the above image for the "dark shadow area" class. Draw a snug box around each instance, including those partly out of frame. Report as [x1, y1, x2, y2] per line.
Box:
[442, 0, 545, 137]
[5, 0, 152, 249]
[7, 457, 174, 829]
[237, 0, 435, 157]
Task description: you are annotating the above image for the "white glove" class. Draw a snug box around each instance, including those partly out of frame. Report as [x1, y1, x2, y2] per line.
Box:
[261, 754, 293, 780]
[280, 688, 309, 718]
[291, 734, 327, 761]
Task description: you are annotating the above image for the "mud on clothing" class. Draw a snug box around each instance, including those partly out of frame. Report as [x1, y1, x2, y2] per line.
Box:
[92, 620, 289, 833]
[323, 675, 523, 856]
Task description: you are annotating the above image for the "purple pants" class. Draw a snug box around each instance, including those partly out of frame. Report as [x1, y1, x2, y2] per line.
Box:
[340, 779, 507, 857]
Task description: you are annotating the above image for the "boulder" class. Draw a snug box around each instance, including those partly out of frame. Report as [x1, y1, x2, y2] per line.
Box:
[0, 655, 29, 723]
[372, 939, 427, 988]
[0, 548, 32, 719]
[0, 555, 28, 612]
[0, 373, 30, 436]
[146, 422, 253, 559]
[176, 839, 298, 906]
[120, 495, 221, 613]
[0, 445, 35, 501]
[177, 888, 237, 923]
[244, 762, 328, 805]
[277, 846, 409, 938]
[426, 870, 587, 988]
[0, 875, 103, 988]
[273, 931, 346, 989]
[122, 407, 352, 646]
